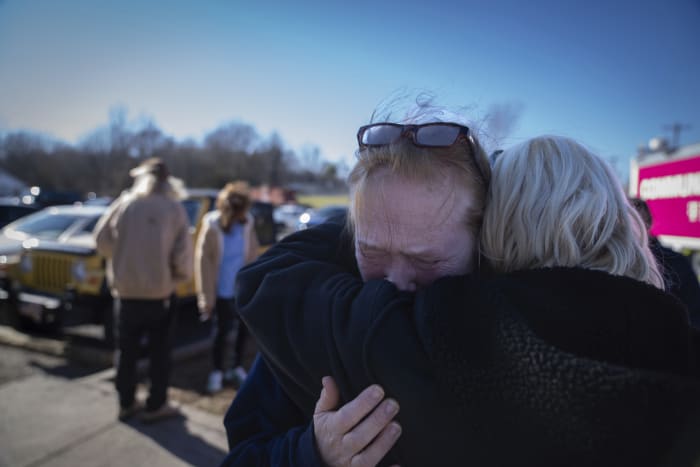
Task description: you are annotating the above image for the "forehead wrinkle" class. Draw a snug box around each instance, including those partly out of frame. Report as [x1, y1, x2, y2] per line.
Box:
[365, 169, 461, 226]
[357, 177, 467, 258]
[431, 181, 460, 229]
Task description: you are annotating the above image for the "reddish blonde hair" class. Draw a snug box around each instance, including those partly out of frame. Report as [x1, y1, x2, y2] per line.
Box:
[217, 181, 251, 233]
[348, 132, 491, 241]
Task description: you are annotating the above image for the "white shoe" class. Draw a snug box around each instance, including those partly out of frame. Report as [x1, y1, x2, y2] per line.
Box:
[232, 366, 247, 384]
[207, 370, 223, 393]
[224, 366, 248, 387]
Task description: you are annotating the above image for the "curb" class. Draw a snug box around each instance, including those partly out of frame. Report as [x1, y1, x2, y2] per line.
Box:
[0, 324, 211, 367]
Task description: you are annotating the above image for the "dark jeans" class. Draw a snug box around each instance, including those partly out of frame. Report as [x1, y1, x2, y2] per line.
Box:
[212, 297, 249, 371]
[115, 297, 176, 411]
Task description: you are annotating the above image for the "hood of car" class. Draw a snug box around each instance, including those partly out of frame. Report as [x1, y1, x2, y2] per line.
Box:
[27, 232, 96, 256]
[0, 236, 22, 257]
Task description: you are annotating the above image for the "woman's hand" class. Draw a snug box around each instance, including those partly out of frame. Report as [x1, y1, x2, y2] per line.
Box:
[313, 376, 402, 467]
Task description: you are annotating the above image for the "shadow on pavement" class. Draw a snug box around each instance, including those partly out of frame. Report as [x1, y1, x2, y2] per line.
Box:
[124, 412, 227, 466]
[29, 358, 109, 379]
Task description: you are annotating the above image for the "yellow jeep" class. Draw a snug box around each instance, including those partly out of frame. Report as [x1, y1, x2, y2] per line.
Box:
[7, 189, 276, 346]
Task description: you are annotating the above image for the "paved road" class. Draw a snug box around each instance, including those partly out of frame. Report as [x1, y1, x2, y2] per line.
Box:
[0, 336, 236, 466]
[0, 296, 249, 418]
[0, 342, 95, 385]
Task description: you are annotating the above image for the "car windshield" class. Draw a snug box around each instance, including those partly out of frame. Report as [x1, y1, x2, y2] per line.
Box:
[6, 211, 80, 239]
[79, 217, 100, 234]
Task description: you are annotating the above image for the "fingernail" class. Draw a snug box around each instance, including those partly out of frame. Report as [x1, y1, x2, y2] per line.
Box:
[390, 422, 402, 437]
[371, 385, 384, 400]
[385, 399, 399, 415]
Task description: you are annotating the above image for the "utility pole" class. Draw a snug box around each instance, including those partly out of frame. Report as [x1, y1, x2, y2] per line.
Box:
[663, 122, 691, 148]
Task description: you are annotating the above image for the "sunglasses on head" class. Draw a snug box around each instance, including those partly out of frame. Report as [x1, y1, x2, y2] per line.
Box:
[357, 122, 472, 150]
[357, 122, 488, 183]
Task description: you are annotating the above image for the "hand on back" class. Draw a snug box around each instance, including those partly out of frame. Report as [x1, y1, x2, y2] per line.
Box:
[313, 376, 402, 467]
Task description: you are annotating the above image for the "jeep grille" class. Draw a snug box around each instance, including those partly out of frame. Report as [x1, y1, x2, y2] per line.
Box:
[33, 253, 72, 293]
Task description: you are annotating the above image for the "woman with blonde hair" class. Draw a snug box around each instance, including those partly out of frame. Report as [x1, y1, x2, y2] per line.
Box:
[226, 134, 700, 466]
[195, 181, 260, 393]
[481, 136, 663, 285]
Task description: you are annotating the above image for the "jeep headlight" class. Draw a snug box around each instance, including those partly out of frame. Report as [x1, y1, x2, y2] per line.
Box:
[0, 254, 20, 278]
[20, 254, 32, 274]
[72, 260, 86, 282]
[0, 254, 20, 265]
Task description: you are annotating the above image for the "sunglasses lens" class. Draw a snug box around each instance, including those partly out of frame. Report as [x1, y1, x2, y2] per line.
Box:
[361, 125, 403, 146]
[415, 125, 461, 146]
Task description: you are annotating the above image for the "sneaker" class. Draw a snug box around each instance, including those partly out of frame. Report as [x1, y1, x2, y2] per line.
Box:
[139, 403, 179, 424]
[223, 368, 236, 382]
[233, 366, 247, 381]
[207, 370, 223, 393]
[224, 366, 247, 388]
[118, 401, 144, 421]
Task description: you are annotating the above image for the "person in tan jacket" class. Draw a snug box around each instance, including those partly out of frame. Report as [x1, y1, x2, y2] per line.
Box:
[195, 181, 260, 393]
[94, 157, 193, 422]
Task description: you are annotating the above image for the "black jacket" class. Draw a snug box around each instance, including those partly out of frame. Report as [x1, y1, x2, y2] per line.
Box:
[221, 355, 322, 466]
[237, 222, 700, 467]
[651, 237, 700, 327]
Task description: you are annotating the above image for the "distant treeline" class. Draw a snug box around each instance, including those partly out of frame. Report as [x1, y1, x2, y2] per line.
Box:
[0, 115, 347, 196]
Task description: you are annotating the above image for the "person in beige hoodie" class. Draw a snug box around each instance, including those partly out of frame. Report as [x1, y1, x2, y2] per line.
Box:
[94, 157, 193, 422]
[195, 181, 259, 393]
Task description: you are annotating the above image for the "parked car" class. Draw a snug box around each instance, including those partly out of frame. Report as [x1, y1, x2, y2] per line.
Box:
[81, 196, 113, 207]
[250, 200, 278, 246]
[0, 197, 41, 229]
[20, 186, 84, 208]
[297, 205, 348, 230]
[274, 203, 310, 239]
[0, 204, 103, 265]
[0, 204, 106, 323]
[6, 189, 277, 343]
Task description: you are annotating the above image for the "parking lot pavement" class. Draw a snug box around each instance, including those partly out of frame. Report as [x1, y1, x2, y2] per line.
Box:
[0, 326, 251, 467]
[0, 364, 229, 467]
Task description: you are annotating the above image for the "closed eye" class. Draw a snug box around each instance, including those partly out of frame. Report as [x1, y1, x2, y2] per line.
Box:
[409, 256, 442, 268]
[357, 242, 388, 260]
[359, 247, 386, 261]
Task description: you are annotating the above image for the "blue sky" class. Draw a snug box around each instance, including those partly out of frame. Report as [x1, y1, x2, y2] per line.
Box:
[1, 0, 699, 180]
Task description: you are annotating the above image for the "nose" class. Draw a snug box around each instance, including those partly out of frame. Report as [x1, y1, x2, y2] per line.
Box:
[385, 261, 417, 292]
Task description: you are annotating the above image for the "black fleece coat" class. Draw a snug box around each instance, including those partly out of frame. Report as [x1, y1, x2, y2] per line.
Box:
[236, 222, 700, 467]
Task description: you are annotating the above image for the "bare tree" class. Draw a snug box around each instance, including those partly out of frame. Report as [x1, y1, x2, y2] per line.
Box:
[1, 112, 347, 198]
[109, 106, 130, 155]
[299, 144, 322, 173]
[132, 121, 169, 158]
[204, 121, 259, 153]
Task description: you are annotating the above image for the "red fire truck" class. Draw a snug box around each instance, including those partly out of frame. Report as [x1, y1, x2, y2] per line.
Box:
[629, 139, 700, 273]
